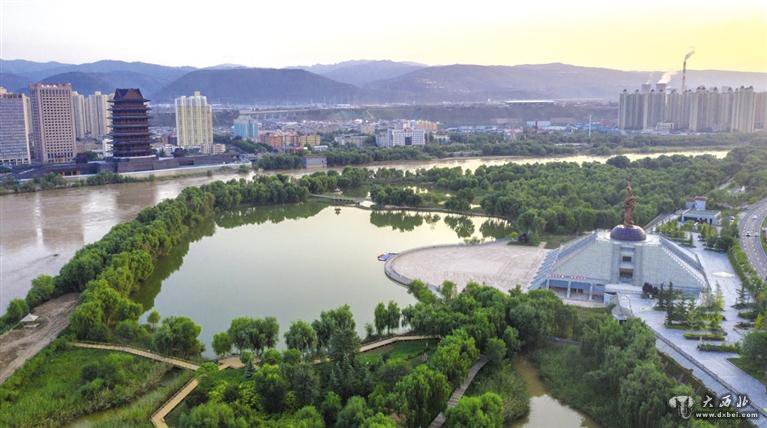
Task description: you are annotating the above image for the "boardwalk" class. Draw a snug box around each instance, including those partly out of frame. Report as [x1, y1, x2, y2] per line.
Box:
[75, 335, 438, 428]
[429, 355, 490, 428]
[71, 342, 200, 371]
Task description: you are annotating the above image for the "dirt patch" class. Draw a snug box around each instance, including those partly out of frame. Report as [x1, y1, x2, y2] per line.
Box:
[0, 293, 79, 384]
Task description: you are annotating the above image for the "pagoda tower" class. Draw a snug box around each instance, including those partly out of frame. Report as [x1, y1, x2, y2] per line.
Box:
[109, 88, 154, 158]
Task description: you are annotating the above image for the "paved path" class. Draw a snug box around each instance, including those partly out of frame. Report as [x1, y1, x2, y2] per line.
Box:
[624, 235, 767, 424]
[359, 335, 438, 353]
[71, 342, 201, 371]
[739, 199, 767, 279]
[429, 356, 490, 428]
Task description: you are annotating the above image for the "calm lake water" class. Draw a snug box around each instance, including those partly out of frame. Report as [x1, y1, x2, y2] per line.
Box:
[513, 356, 599, 428]
[135, 204, 511, 355]
[0, 149, 728, 308]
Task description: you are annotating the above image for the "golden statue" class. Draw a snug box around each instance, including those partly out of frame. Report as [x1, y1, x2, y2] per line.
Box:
[623, 177, 637, 227]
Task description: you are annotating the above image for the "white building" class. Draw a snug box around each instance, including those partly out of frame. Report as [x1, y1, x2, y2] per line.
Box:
[376, 128, 426, 147]
[29, 83, 76, 164]
[175, 91, 213, 154]
[86, 91, 111, 139]
[233, 115, 259, 140]
[71, 91, 88, 139]
[0, 92, 32, 166]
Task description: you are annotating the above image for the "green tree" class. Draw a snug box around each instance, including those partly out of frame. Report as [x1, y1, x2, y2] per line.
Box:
[26, 275, 55, 308]
[486, 338, 506, 366]
[742, 331, 767, 368]
[147, 310, 161, 329]
[361, 413, 397, 428]
[374, 303, 388, 336]
[618, 362, 674, 427]
[253, 364, 288, 413]
[502, 326, 522, 357]
[70, 301, 108, 340]
[429, 330, 479, 386]
[285, 320, 318, 355]
[394, 365, 451, 428]
[6, 299, 29, 324]
[445, 393, 504, 428]
[286, 362, 320, 407]
[320, 391, 343, 425]
[152, 316, 203, 357]
[179, 401, 240, 427]
[212, 332, 233, 358]
[336, 396, 372, 428]
[386, 301, 401, 334]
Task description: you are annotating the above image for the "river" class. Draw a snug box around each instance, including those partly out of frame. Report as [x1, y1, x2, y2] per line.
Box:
[0, 149, 728, 308]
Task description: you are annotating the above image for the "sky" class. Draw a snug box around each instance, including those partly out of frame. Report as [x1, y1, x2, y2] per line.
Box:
[1, 0, 766, 72]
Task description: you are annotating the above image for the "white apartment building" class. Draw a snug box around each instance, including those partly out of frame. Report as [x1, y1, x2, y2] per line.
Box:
[175, 91, 213, 154]
[29, 83, 76, 164]
[376, 128, 426, 147]
[71, 91, 88, 139]
[86, 91, 111, 139]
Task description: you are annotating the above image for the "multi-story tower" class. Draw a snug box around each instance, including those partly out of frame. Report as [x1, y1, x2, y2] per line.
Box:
[28, 83, 76, 164]
[755, 92, 767, 130]
[86, 91, 111, 139]
[109, 88, 153, 158]
[0, 92, 32, 166]
[731, 86, 756, 133]
[175, 91, 213, 153]
[71, 91, 88, 139]
[233, 115, 259, 139]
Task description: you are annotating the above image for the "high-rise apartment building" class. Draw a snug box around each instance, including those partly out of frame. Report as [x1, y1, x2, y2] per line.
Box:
[28, 83, 76, 164]
[175, 91, 213, 153]
[71, 91, 88, 138]
[619, 84, 765, 133]
[86, 91, 111, 139]
[0, 92, 32, 166]
[233, 115, 259, 139]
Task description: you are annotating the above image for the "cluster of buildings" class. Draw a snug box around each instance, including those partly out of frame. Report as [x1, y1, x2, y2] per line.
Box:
[175, 91, 222, 154]
[258, 131, 321, 152]
[619, 83, 767, 133]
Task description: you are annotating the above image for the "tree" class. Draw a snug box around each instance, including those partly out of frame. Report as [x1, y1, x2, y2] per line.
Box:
[386, 301, 401, 334]
[291, 406, 325, 428]
[253, 364, 288, 413]
[486, 338, 506, 366]
[26, 275, 55, 308]
[285, 320, 318, 356]
[741, 331, 767, 368]
[320, 391, 343, 425]
[394, 365, 451, 428]
[70, 301, 108, 340]
[502, 326, 522, 357]
[212, 332, 233, 358]
[361, 413, 397, 428]
[286, 362, 320, 407]
[429, 330, 480, 386]
[374, 303, 388, 336]
[618, 362, 674, 427]
[5, 299, 29, 324]
[179, 401, 239, 427]
[147, 310, 161, 329]
[336, 396, 372, 428]
[445, 393, 504, 428]
[152, 316, 203, 357]
[227, 316, 280, 354]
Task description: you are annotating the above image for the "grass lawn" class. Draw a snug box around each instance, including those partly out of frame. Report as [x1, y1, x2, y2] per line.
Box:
[729, 357, 767, 386]
[465, 359, 529, 425]
[0, 343, 172, 427]
[358, 339, 439, 364]
[539, 233, 580, 249]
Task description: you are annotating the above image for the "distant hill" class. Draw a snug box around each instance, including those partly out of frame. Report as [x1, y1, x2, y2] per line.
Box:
[37, 72, 114, 94]
[153, 68, 359, 104]
[0, 59, 71, 76]
[297, 60, 426, 86]
[0, 73, 32, 92]
[364, 63, 767, 102]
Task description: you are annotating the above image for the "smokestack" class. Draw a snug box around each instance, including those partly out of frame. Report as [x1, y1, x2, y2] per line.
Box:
[682, 49, 695, 92]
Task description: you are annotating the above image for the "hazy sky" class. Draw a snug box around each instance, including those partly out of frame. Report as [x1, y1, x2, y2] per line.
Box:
[2, 0, 766, 72]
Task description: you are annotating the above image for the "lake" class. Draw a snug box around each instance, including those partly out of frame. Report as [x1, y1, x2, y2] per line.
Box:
[135, 204, 512, 354]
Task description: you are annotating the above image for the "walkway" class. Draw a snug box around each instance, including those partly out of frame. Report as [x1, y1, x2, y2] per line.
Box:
[429, 355, 490, 428]
[74, 335, 439, 428]
[71, 342, 201, 371]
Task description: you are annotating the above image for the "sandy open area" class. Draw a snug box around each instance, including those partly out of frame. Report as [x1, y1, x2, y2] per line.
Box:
[0, 293, 79, 384]
[386, 241, 548, 292]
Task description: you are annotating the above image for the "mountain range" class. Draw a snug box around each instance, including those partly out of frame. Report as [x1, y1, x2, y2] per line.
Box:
[2, 58, 765, 105]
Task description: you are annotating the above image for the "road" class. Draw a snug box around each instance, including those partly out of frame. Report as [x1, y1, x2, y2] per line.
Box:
[739, 199, 767, 279]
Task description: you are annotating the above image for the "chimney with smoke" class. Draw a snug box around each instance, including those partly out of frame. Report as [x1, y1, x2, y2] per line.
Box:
[682, 49, 695, 92]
